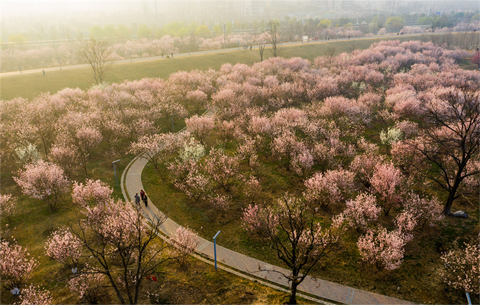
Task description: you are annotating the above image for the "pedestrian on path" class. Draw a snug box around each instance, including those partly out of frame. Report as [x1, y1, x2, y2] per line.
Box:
[140, 189, 145, 201]
[143, 195, 148, 207]
[134, 193, 140, 206]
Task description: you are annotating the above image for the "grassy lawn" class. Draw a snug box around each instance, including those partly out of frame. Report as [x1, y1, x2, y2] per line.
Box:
[0, 34, 437, 101]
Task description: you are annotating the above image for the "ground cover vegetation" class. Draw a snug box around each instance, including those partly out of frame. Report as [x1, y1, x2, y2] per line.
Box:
[139, 40, 479, 304]
[1, 38, 479, 304]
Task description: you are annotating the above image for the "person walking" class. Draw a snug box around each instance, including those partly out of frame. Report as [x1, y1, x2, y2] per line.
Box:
[143, 195, 148, 207]
[140, 189, 145, 201]
[134, 193, 140, 206]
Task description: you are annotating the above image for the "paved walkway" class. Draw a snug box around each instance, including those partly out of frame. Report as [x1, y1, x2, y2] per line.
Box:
[121, 143, 413, 305]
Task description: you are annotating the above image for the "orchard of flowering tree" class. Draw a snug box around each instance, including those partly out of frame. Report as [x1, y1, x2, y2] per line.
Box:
[1, 39, 479, 304]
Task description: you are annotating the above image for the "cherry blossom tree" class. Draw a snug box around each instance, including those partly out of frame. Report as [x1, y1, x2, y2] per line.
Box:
[186, 90, 208, 114]
[45, 228, 83, 269]
[176, 168, 211, 202]
[271, 131, 313, 173]
[68, 272, 105, 304]
[0, 194, 16, 222]
[357, 226, 406, 270]
[202, 148, 241, 192]
[350, 153, 384, 188]
[170, 226, 198, 266]
[48, 143, 79, 178]
[73, 126, 103, 177]
[303, 169, 355, 208]
[369, 162, 404, 216]
[72, 179, 113, 207]
[243, 175, 262, 204]
[333, 193, 381, 230]
[0, 240, 38, 290]
[440, 241, 479, 294]
[14, 160, 70, 210]
[402, 193, 444, 228]
[185, 115, 215, 145]
[242, 195, 339, 304]
[69, 199, 173, 304]
[17, 284, 53, 305]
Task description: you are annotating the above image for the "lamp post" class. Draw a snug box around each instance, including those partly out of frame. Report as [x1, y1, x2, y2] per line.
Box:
[213, 230, 221, 270]
[466, 293, 472, 305]
[112, 159, 120, 186]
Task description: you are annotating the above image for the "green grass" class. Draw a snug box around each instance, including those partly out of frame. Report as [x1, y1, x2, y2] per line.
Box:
[1, 34, 439, 101]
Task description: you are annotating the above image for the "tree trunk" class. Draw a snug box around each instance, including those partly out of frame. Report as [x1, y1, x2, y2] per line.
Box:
[442, 175, 462, 216]
[442, 192, 455, 216]
[288, 280, 299, 304]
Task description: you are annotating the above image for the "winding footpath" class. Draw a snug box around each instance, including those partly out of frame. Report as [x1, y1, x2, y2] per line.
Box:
[121, 141, 414, 304]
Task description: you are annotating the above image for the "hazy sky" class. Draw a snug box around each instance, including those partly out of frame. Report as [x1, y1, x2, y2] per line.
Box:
[2, 0, 136, 16]
[3, 0, 478, 17]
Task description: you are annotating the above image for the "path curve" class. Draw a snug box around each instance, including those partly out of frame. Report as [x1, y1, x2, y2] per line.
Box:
[121, 129, 413, 305]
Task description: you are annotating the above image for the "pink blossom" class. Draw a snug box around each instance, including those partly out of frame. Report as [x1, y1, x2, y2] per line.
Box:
[13, 160, 70, 210]
[185, 115, 215, 145]
[17, 284, 52, 305]
[242, 194, 338, 301]
[440, 241, 480, 294]
[45, 228, 83, 268]
[202, 148, 241, 192]
[369, 162, 404, 216]
[303, 169, 355, 208]
[84, 199, 147, 245]
[72, 179, 113, 207]
[0, 240, 38, 290]
[0, 194, 16, 220]
[357, 226, 406, 270]
[171, 226, 198, 265]
[48, 143, 79, 178]
[68, 272, 104, 302]
[333, 193, 380, 230]
[207, 193, 231, 209]
[177, 170, 211, 202]
[393, 212, 417, 242]
[402, 193, 444, 227]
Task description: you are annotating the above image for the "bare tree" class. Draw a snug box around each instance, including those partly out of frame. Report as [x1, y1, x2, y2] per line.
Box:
[259, 44, 266, 61]
[324, 46, 336, 66]
[81, 39, 112, 85]
[267, 20, 281, 57]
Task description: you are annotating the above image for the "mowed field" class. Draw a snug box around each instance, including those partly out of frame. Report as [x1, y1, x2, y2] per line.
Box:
[1, 34, 454, 101]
